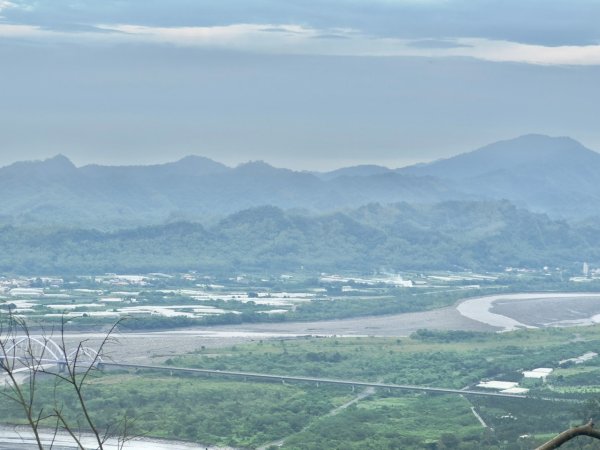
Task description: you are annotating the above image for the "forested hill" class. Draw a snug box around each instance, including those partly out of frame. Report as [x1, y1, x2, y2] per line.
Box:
[1, 201, 599, 275]
[3, 134, 600, 228]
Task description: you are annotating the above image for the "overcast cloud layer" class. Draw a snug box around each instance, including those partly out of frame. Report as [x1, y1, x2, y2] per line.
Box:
[1, 0, 600, 169]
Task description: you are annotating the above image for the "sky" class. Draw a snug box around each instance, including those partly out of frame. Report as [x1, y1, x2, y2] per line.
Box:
[1, 0, 600, 170]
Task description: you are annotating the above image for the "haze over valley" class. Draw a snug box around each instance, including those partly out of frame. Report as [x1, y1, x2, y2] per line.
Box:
[3, 1, 600, 448]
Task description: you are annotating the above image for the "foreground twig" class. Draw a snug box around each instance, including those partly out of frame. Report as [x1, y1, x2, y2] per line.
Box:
[1, 312, 129, 449]
[536, 419, 600, 450]
[0, 314, 46, 449]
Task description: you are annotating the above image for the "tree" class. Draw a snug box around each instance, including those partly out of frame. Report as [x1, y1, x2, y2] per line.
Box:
[0, 312, 130, 449]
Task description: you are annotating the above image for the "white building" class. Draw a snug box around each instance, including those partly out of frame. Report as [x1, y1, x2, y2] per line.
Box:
[522, 368, 553, 379]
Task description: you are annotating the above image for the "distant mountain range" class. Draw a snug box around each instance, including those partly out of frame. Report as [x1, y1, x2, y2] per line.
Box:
[2, 134, 600, 227]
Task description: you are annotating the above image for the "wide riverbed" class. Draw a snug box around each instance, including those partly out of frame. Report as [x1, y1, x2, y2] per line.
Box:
[56, 292, 600, 363]
[0, 426, 234, 450]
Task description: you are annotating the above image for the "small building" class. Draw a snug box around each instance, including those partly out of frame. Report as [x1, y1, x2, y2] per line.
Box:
[477, 381, 519, 390]
[500, 387, 530, 394]
[559, 352, 598, 366]
[522, 368, 553, 379]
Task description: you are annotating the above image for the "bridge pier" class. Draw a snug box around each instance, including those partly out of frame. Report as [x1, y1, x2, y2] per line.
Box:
[58, 362, 66, 373]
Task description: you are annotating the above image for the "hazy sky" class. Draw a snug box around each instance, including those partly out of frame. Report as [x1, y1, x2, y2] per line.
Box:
[1, 0, 600, 170]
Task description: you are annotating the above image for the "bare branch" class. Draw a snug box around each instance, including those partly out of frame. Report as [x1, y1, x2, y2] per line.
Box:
[54, 408, 86, 450]
[536, 419, 600, 450]
[1, 312, 129, 450]
[0, 311, 45, 449]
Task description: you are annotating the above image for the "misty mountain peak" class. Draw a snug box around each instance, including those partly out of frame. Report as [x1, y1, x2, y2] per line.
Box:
[170, 155, 229, 175]
[319, 164, 393, 180]
[481, 134, 590, 159]
[43, 154, 77, 170]
[235, 160, 279, 173]
[400, 134, 599, 180]
[1, 154, 77, 177]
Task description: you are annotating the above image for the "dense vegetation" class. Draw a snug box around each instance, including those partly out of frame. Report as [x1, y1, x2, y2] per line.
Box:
[6, 326, 600, 448]
[1, 200, 599, 275]
[1, 374, 351, 448]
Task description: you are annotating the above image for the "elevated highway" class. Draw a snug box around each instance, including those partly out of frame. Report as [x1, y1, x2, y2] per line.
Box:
[105, 362, 532, 399]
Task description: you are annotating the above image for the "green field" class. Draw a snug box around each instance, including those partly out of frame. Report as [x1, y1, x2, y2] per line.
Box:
[5, 326, 600, 448]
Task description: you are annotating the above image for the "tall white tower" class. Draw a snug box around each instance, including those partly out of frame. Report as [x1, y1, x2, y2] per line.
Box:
[583, 262, 590, 277]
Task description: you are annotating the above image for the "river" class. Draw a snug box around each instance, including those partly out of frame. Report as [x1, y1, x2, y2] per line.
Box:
[48, 291, 600, 364]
